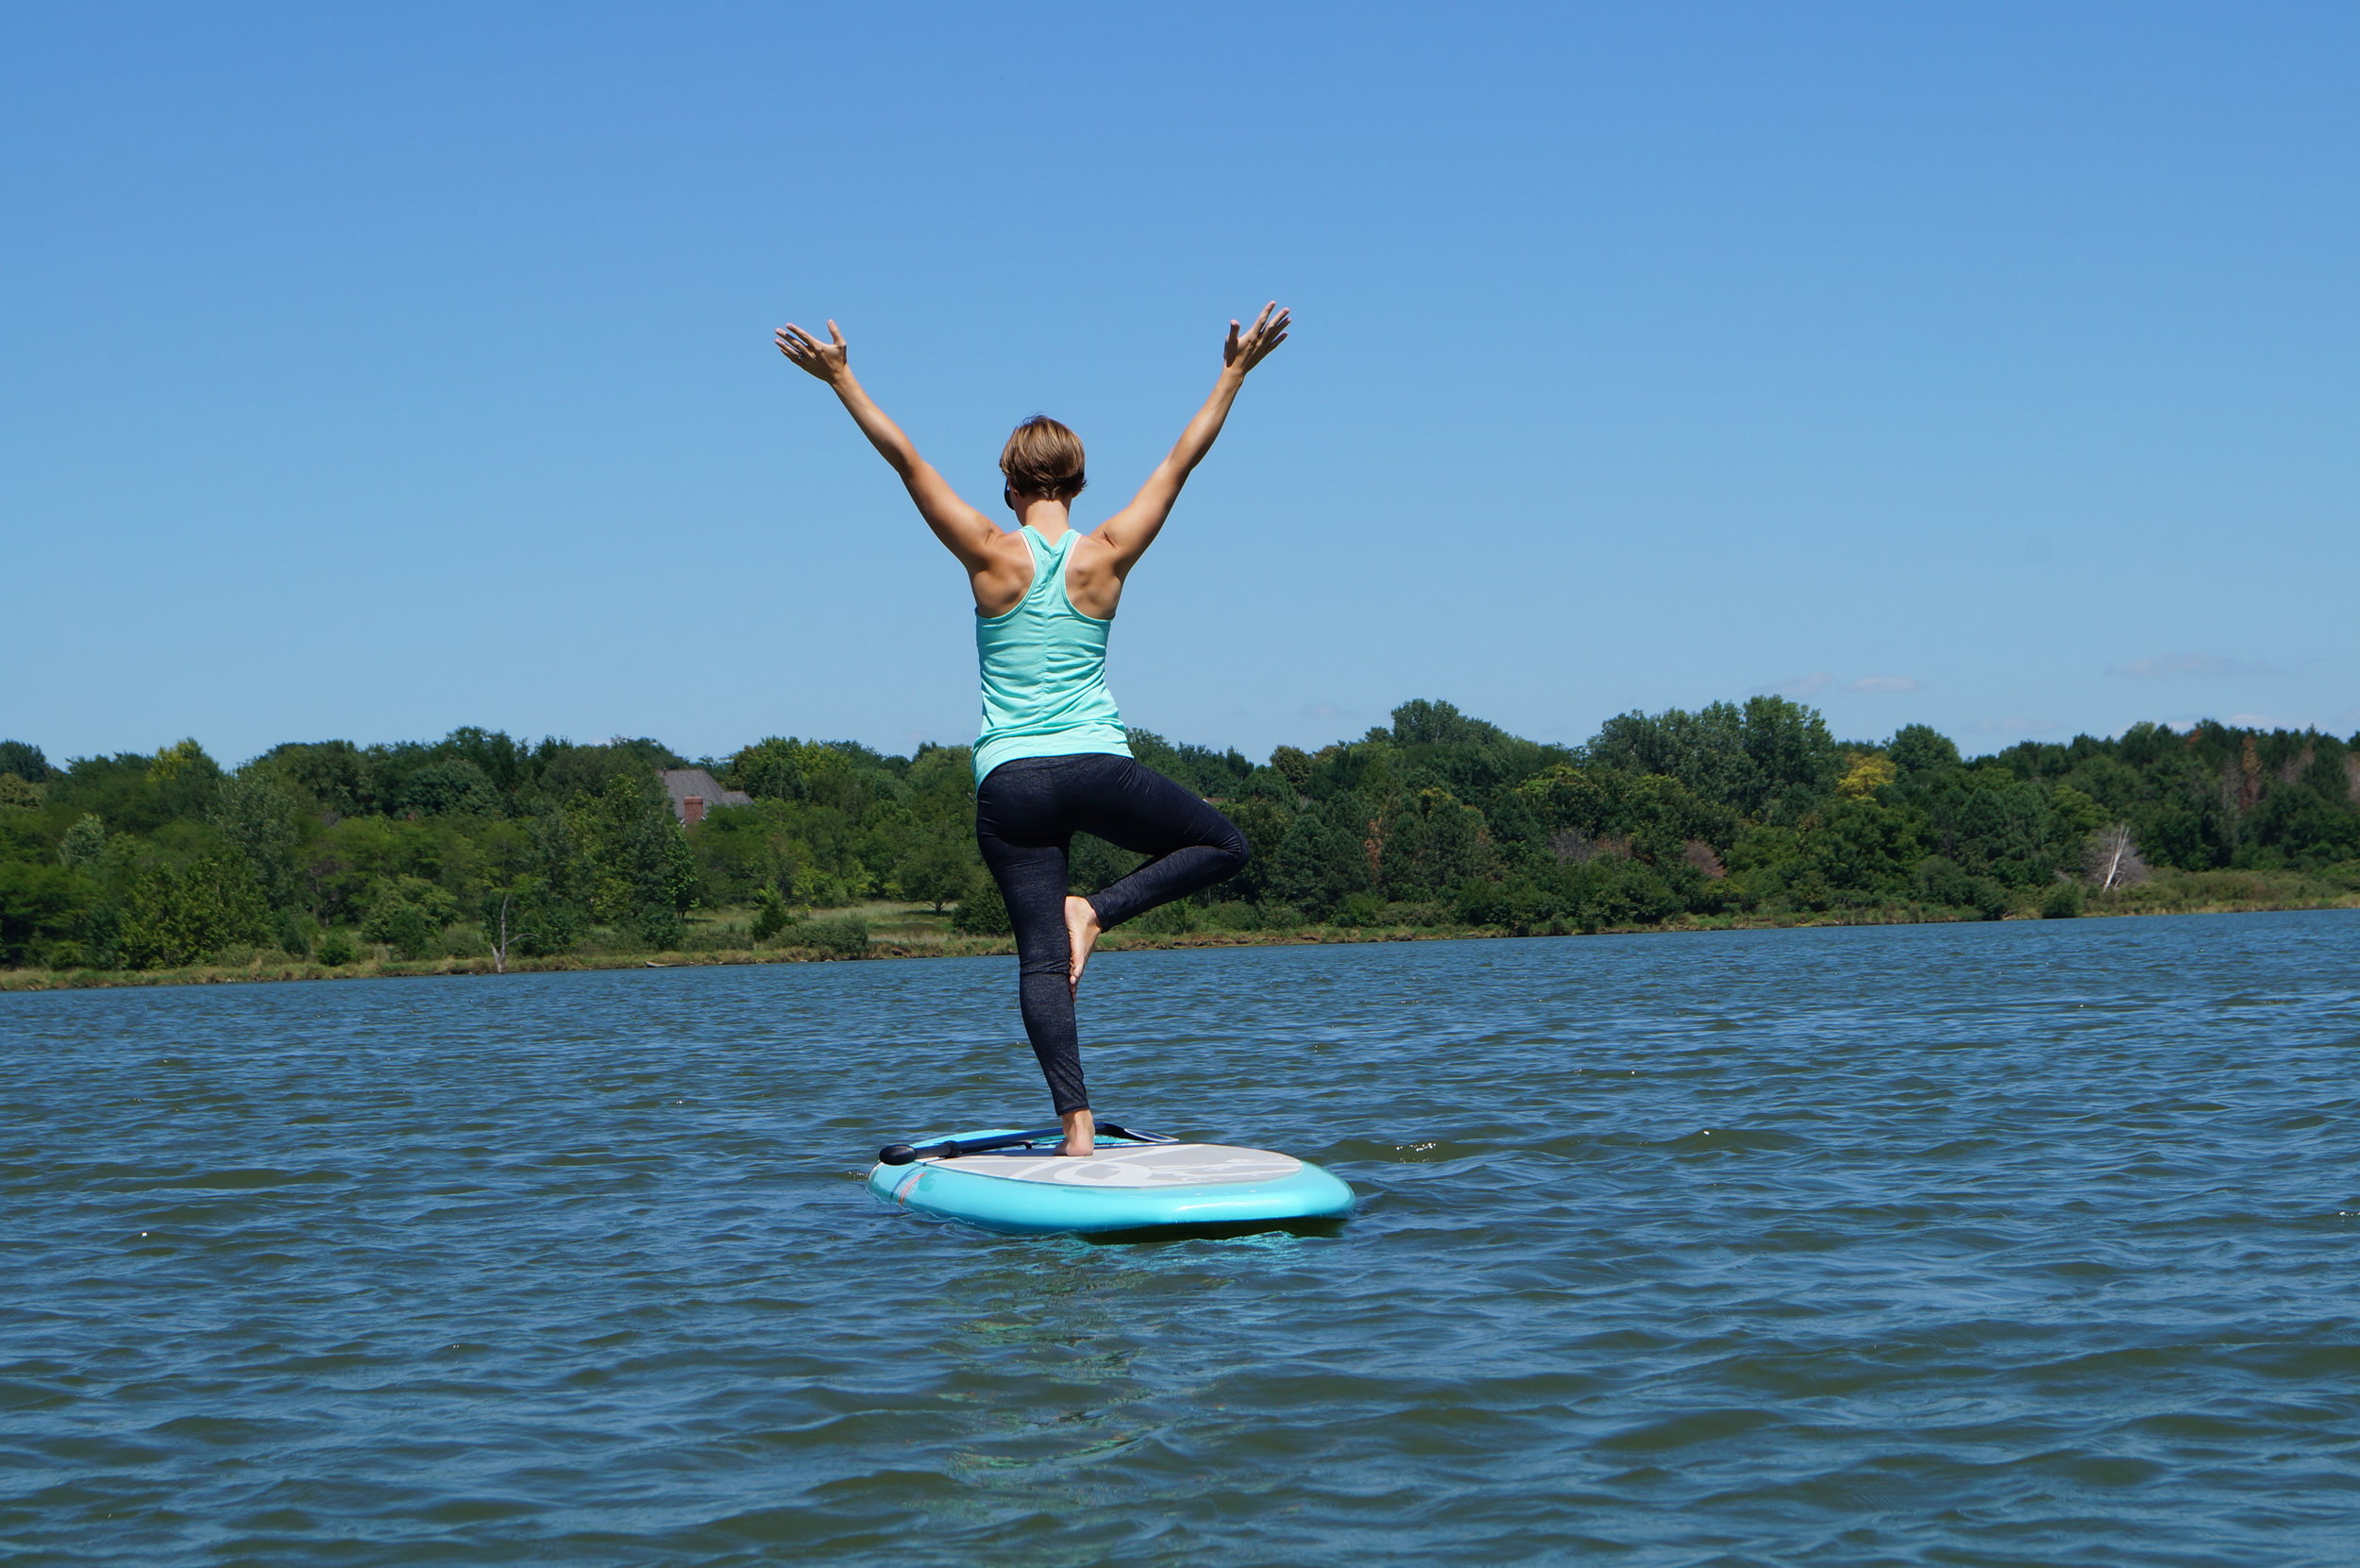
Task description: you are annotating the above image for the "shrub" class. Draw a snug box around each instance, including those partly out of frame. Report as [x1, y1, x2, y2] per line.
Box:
[633, 905, 685, 951]
[361, 877, 460, 960]
[1454, 877, 1537, 927]
[751, 886, 794, 942]
[1914, 856, 2009, 920]
[363, 901, 442, 961]
[797, 869, 855, 909]
[2041, 881, 2083, 919]
[682, 919, 748, 952]
[514, 897, 582, 956]
[952, 878, 1011, 936]
[277, 909, 317, 959]
[1128, 900, 1199, 936]
[796, 916, 870, 957]
[315, 929, 357, 966]
[1580, 858, 1681, 926]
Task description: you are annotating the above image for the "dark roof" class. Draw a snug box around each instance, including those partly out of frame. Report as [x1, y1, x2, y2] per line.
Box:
[658, 768, 752, 812]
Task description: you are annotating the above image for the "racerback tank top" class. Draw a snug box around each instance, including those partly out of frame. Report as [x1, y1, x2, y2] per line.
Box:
[971, 526, 1132, 784]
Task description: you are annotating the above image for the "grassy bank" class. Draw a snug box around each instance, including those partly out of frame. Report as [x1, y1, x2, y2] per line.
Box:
[4, 869, 2352, 993]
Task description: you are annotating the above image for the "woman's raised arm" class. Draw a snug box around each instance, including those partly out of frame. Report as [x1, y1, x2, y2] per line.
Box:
[776, 320, 1000, 571]
[1095, 303, 1290, 574]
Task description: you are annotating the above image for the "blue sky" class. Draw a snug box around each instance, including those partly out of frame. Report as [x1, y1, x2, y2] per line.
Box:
[7, 3, 2354, 767]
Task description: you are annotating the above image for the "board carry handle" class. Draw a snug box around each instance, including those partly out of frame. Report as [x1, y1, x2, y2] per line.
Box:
[876, 1122, 1177, 1166]
[1095, 1122, 1176, 1146]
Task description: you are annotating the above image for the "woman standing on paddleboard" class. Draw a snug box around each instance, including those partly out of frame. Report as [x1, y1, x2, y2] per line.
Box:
[776, 304, 1290, 1156]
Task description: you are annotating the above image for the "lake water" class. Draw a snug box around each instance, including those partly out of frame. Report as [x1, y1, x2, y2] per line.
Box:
[6, 910, 2358, 1566]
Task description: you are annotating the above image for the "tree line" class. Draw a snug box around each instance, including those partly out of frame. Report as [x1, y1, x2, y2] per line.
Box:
[2, 697, 2355, 972]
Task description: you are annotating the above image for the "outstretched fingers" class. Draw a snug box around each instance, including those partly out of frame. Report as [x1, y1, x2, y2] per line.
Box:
[775, 319, 848, 380]
[1231, 302, 1290, 370]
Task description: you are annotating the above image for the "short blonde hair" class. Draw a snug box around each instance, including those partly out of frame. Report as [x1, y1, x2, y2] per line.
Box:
[1000, 415, 1087, 501]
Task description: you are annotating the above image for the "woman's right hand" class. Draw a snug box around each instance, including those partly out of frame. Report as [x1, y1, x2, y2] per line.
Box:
[1222, 302, 1290, 376]
[776, 319, 851, 384]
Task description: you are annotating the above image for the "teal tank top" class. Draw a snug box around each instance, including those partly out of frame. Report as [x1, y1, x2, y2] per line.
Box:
[973, 526, 1132, 784]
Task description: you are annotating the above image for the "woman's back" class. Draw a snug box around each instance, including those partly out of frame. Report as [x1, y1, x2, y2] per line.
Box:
[973, 525, 1130, 784]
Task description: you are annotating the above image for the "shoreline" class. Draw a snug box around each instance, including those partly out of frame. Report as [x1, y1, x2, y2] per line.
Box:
[5, 888, 2352, 994]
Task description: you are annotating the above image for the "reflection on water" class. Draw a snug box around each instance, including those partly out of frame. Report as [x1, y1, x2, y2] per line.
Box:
[5, 908, 2358, 1564]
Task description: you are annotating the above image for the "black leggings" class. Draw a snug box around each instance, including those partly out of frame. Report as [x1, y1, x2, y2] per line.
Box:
[974, 752, 1250, 1114]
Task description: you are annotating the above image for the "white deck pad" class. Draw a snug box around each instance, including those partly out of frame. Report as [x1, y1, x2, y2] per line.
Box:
[930, 1142, 1303, 1189]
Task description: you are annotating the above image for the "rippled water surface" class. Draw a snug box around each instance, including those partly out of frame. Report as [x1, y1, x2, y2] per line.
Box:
[7, 911, 2360, 1565]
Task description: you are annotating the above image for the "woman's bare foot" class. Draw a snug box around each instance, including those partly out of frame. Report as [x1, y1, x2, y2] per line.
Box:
[1064, 896, 1101, 998]
[1060, 1107, 1097, 1156]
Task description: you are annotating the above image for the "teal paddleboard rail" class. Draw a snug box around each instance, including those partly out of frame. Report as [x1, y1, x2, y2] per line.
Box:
[867, 1127, 1356, 1236]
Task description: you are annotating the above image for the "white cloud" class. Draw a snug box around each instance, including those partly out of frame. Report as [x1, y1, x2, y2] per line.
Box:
[1847, 675, 1925, 694]
[1753, 672, 1832, 698]
[2109, 654, 2275, 679]
[2229, 713, 2277, 729]
[1972, 716, 2061, 734]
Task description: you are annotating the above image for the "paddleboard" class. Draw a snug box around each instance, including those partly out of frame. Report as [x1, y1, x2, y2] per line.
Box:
[867, 1126, 1355, 1236]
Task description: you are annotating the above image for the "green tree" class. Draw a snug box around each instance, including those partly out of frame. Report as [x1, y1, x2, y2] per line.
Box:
[952, 875, 1012, 936]
[1913, 855, 2008, 919]
[1267, 800, 1373, 916]
[361, 876, 460, 960]
[251, 739, 377, 817]
[0, 741, 50, 783]
[509, 874, 583, 956]
[751, 885, 796, 941]
[553, 773, 698, 941]
[687, 801, 802, 907]
[117, 854, 272, 969]
[1127, 728, 1256, 799]
[1378, 788, 1493, 899]
[399, 758, 502, 817]
[1806, 798, 1926, 898]
[729, 737, 809, 801]
[0, 861, 91, 965]
[1888, 723, 1962, 779]
[1924, 769, 2067, 886]
[208, 774, 302, 907]
[59, 814, 107, 869]
[896, 830, 976, 912]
